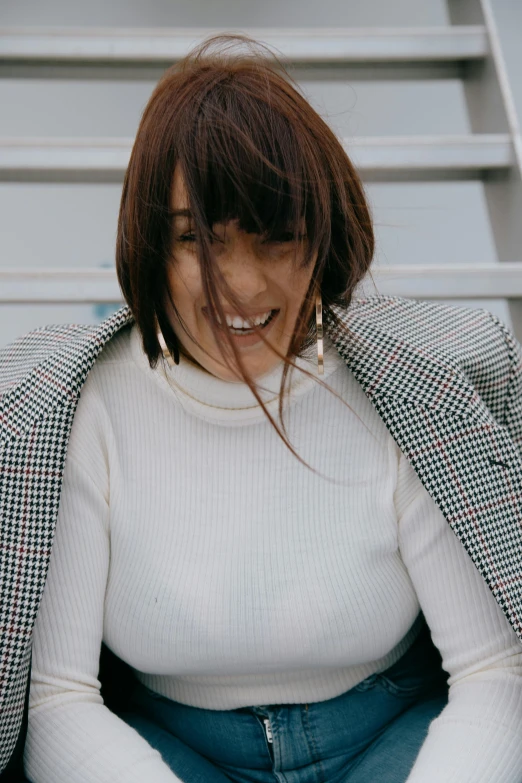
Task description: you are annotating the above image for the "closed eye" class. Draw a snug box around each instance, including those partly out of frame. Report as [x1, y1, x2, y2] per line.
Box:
[177, 231, 307, 244]
[265, 232, 308, 244]
[178, 232, 225, 243]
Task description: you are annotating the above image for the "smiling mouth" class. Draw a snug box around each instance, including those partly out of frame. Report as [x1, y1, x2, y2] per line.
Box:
[204, 308, 280, 335]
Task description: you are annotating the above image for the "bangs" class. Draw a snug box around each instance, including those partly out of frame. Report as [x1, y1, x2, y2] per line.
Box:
[177, 79, 324, 264]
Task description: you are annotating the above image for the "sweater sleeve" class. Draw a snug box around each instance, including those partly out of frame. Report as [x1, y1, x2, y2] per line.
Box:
[395, 450, 522, 783]
[24, 379, 181, 783]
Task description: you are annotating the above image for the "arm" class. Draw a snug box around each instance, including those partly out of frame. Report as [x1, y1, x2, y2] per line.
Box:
[24, 379, 180, 783]
[395, 452, 522, 783]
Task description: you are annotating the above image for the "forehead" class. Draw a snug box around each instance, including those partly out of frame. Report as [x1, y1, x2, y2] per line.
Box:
[169, 167, 238, 227]
[169, 164, 305, 232]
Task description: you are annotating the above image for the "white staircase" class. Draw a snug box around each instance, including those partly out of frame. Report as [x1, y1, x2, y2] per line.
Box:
[0, 0, 521, 344]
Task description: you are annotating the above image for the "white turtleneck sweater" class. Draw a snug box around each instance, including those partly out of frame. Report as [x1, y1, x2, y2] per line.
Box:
[25, 323, 522, 783]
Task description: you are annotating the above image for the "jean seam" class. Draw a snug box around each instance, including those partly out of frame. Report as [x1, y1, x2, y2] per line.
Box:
[354, 674, 378, 692]
[377, 675, 424, 698]
[302, 706, 327, 783]
[378, 670, 448, 700]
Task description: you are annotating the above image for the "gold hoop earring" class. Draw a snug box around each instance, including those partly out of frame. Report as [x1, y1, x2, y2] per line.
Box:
[315, 291, 324, 375]
[156, 318, 179, 367]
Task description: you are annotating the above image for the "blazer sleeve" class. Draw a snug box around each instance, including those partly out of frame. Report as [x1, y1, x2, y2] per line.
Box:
[395, 448, 522, 783]
[24, 376, 180, 783]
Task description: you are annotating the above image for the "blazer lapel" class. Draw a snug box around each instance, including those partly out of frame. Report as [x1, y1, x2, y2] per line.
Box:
[327, 301, 522, 641]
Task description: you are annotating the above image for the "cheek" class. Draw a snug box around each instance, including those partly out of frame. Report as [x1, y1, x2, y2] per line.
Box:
[167, 262, 204, 314]
[285, 266, 315, 308]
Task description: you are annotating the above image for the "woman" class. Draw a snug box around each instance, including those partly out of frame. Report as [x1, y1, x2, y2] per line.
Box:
[2, 34, 522, 783]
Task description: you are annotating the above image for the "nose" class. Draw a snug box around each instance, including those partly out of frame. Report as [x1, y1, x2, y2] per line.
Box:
[217, 235, 269, 304]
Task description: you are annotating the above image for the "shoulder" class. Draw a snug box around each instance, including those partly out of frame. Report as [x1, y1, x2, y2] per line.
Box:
[330, 295, 520, 424]
[341, 294, 502, 346]
[0, 306, 134, 439]
[336, 294, 514, 369]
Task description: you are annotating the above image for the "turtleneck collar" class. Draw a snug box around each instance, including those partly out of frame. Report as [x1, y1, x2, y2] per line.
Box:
[130, 325, 344, 426]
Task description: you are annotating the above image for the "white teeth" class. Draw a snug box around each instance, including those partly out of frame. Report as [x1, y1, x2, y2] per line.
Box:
[224, 310, 272, 329]
[254, 311, 272, 326]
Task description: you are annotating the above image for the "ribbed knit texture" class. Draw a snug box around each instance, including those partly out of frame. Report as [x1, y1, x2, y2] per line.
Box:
[25, 324, 522, 782]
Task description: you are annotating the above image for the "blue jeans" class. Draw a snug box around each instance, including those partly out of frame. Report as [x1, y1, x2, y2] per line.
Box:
[117, 621, 449, 783]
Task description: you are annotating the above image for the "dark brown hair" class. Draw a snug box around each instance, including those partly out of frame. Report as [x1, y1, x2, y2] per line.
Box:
[116, 34, 374, 462]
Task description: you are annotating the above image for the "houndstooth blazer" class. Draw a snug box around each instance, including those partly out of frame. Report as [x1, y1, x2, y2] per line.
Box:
[1, 294, 522, 776]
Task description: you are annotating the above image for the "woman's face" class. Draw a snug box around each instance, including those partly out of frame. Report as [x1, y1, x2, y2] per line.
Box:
[164, 168, 317, 381]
